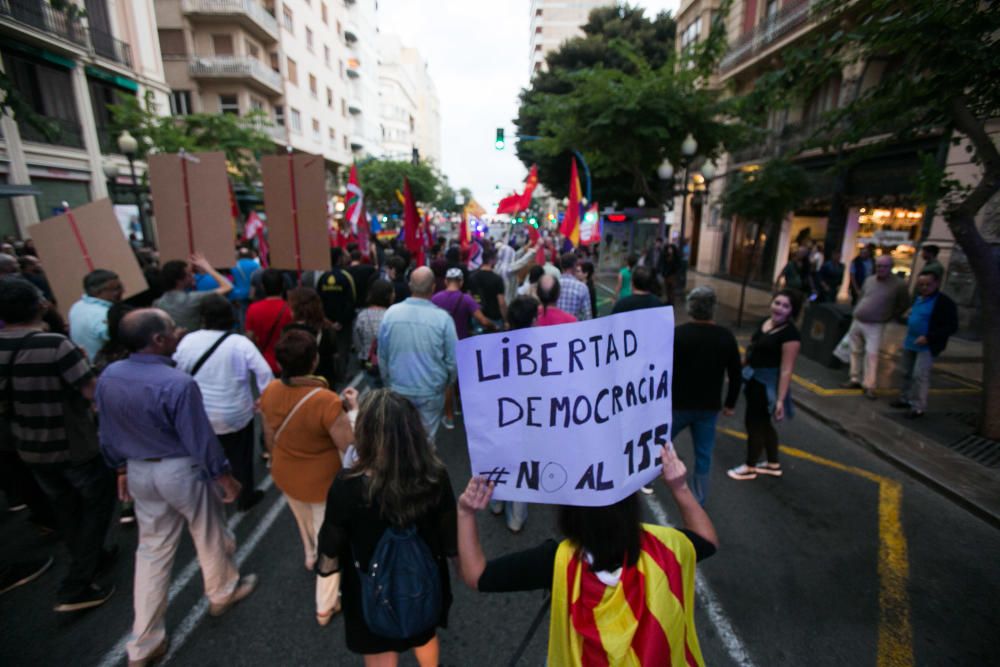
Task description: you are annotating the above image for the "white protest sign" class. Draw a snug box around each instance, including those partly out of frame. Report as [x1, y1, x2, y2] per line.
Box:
[457, 307, 674, 507]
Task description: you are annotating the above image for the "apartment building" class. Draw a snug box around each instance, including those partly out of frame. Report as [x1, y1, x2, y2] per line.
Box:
[0, 0, 171, 238]
[678, 0, 983, 312]
[528, 0, 611, 78]
[377, 33, 440, 166]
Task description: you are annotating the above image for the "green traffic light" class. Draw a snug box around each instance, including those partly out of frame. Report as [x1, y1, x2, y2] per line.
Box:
[495, 128, 505, 151]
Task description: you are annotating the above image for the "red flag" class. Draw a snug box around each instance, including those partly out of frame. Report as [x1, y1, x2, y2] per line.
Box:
[244, 211, 269, 267]
[559, 158, 582, 246]
[345, 164, 370, 250]
[518, 164, 539, 210]
[496, 193, 522, 215]
[402, 176, 424, 265]
[459, 206, 470, 252]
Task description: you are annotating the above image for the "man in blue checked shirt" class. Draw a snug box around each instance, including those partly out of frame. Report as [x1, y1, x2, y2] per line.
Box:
[556, 252, 593, 321]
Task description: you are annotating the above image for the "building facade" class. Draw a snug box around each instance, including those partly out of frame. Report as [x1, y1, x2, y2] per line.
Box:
[675, 0, 997, 322]
[376, 32, 440, 166]
[0, 0, 171, 238]
[528, 0, 610, 78]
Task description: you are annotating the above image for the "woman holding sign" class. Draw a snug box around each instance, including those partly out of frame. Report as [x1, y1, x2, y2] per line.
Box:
[727, 290, 802, 480]
[456, 447, 718, 666]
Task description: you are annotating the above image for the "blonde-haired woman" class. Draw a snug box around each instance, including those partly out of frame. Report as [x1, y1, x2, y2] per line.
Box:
[316, 389, 457, 666]
[260, 329, 356, 625]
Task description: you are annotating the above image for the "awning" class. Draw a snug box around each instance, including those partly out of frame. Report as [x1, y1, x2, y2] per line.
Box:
[84, 65, 138, 92]
[0, 184, 43, 198]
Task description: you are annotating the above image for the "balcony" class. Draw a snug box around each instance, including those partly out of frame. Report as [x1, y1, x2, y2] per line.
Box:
[343, 23, 358, 44]
[347, 98, 362, 114]
[719, 0, 814, 76]
[0, 0, 88, 49]
[18, 115, 84, 149]
[189, 56, 283, 96]
[181, 0, 279, 44]
[90, 27, 132, 68]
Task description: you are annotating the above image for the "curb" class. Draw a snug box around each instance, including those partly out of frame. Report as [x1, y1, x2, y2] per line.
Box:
[791, 394, 1000, 530]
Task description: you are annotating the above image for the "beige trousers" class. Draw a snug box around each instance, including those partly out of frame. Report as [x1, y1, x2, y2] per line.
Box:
[848, 319, 884, 390]
[286, 495, 341, 614]
[126, 458, 240, 662]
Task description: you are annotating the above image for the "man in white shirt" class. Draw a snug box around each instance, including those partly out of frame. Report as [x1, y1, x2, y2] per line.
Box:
[173, 295, 273, 510]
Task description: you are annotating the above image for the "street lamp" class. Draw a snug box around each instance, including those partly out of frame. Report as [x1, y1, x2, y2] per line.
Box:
[116, 130, 149, 244]
[658, 133, 711, 288]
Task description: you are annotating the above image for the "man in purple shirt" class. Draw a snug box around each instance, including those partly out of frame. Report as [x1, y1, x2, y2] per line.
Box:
[96, 309, 257, 666]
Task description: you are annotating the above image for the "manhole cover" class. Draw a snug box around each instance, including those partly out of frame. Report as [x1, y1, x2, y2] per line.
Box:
[944, 434, 1000, 468]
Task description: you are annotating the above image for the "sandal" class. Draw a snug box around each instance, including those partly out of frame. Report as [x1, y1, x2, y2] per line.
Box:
[727, 465, 757, 481]
[754, 462, 783, 477]
[316, 603, 341, 626]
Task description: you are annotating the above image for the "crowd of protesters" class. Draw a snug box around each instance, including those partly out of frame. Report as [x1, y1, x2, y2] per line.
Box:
[0, 222, 957, 666]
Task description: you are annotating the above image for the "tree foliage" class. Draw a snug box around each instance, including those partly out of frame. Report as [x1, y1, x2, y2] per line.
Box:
[515, 2, 743, 205]
[737, 0, 1000, 436]
[109, 92, 274, 184]
[721, 160, 809, 230]
[356, 159, 439, 214]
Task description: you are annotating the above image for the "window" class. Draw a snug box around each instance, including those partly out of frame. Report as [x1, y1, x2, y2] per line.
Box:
[343, 135, 348, 150]
[681, 16, 702, 50]
[342, 99, 347, 117]
[219, 94, 239, 115]
[306, 28, 314, 52]
[339, 60, 344, 79]
[270, 52, 280, 72]
[274, 104, 285, 126]
[282, 6, 293, 32]
[327, 87, 333, 108]
[169, 90, 192, 115]
[250, 97, 265, 112]
[158, 29, 186, 57]
[290, 108, 302, 133]
[329, 127, 336, 146]
[321, 3, 328, 24]
[212, 34, 234, 55]
[312, 118, 321, 141]
[535, 26, 542, 34]
[248, 43, 260, 60]
[765, 0, 779, 21]
[535, 9, 542, 17]
[324, 45, 331, 67]
[287, 57, 298, 85]
[309, 74, 317, 97]
[534, 44, 542, 52]
[337, 20, 342, 36]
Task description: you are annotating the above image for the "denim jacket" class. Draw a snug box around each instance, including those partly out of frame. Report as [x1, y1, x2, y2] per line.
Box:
[742, 366, 794, 420]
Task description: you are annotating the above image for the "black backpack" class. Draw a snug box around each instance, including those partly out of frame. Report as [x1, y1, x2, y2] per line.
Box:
[354, 525, 442, 639]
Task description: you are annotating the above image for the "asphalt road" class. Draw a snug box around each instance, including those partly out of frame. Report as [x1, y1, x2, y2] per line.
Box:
[2, 307, 1000, 665]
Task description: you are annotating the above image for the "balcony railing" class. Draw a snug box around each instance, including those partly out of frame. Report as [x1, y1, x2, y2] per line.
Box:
[189, 56, 283, 95]
[90, 27, 132, 68]
[181, 0, 279, 43]
[719, 0, 814, 75]
[18, 115, 84, 149]
[0, 0, 88, 48]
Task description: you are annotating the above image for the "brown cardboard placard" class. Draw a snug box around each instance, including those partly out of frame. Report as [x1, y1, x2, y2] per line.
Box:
[148, 151, 235, 268]
[261, 152, 329, 272]
[28, 198, 148, 319]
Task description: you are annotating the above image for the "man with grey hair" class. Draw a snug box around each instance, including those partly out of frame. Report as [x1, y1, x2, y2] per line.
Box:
[377, 266, 458, 440]
[670, 286, 742, 504]
[0, 252, 18, 276]
[69, 269, 124, 360]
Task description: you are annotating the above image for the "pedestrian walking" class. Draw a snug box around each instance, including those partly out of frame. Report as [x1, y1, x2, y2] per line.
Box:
[318, 248, 357, 382]
[611, 266, 662, 314]
[536, 274, 578, 326]
[173, 295, 273, 511]
[377, 267, 457, 441]
[96, 309, 257, 666]
[153, 253, 232, 332]
[614, 253, 638, 302]
[68, 269, 124, 360]
[316, 389, 458, 666]
[671, 287, 742, 503]
[456, 446, 717, 666]
[353, 279, 393, 377]
[841, 255, 909, 399]
[259, 329, 356, 626]
[659, 243, 682, 305]
[466, 248, 507, 332]
[818, 249, 845, 303]
[0, 278, 116, 612]
[777, 247, 815, 301]
[728, 290, 802, 480]
[556, 253, 593, 321]
[889, 270, 958, 418]
[849, 244, 876, 305]
[347, 249, 378, 309]
[245, 268, 294, 375]
[284, 287, 339, 388]
[579, 260, 598, 318]
[918, 244, 944, 281]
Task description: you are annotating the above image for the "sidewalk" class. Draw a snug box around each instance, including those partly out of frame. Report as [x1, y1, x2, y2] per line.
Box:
[598, 269, 1000, 527]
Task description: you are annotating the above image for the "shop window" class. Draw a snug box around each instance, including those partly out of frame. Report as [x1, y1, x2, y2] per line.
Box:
[220, 94, 239, 115]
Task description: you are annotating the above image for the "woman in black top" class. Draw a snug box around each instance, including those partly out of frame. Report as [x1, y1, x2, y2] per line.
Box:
[728, 290, 802, 480]
[316, 389, 457, 666]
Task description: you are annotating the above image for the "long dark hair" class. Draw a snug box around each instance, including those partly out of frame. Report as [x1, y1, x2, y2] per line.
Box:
[349, 389, 447, 526]
[557, 494, 642, 571]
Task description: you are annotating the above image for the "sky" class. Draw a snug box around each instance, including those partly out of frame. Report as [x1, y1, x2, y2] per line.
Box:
[375, 0, 680, 209]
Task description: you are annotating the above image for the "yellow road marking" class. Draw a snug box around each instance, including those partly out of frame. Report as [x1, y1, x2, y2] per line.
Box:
[791, 374, 979, 397]
[717, 426, 914, 666]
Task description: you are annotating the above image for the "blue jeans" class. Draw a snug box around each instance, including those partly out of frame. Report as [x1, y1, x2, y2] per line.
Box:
[671, 410, 719, 505]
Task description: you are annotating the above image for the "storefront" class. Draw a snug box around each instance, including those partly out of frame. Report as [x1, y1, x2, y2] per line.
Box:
[852, 206, 923, 277]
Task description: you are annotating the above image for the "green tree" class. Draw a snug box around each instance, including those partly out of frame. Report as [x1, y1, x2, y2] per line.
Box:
[357, 159, 439, 214]
[515, 2, 740, 205]
[736, 0, 1000, 436]
[109, 92, 274, 184]
[722, 159, 810, 326]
